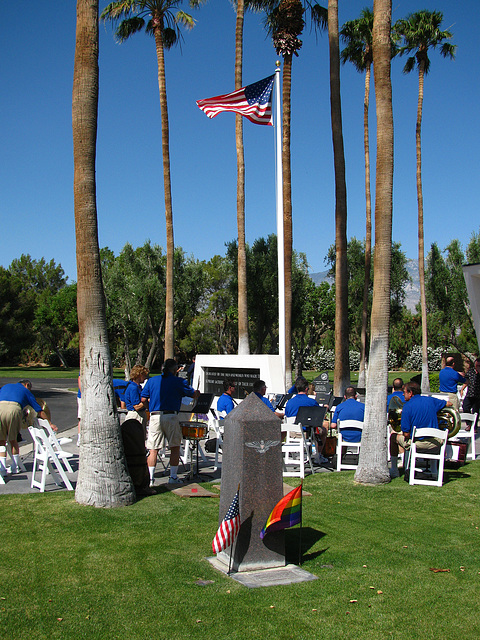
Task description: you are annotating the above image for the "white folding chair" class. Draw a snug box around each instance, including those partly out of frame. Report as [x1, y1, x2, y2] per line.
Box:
[28, 426, 73, 492]
[37, 418, 75, 473]
[450, 412, 478, 461]
[281, 417, 315, 478]
[336, 420, 363, 471]
[408, 426, 449, 487]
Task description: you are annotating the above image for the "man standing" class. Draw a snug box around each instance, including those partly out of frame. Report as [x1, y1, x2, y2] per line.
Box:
[0, 380, 54, 475]
[439, 357, 465, 410]
[217, 379, 236, 416]
[285, 377, 328, 464]
[331, 386, 365, 443]
[141, 359, 199, 486]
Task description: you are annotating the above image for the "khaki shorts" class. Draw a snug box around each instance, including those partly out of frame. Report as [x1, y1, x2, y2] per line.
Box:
[397, 434, 442, 453]
[0, 402, 23, 441]
[146, 413, 181, 449]
[125, 409, 147, 430]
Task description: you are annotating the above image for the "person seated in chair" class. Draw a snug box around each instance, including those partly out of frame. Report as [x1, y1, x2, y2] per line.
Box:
[217, 379, 236, 416]
[285, 376, 328, 464]
[392, 381, 452, 479]
[331, 386, 364, 443]
[387, 378, 405, 409]
[252, 379, 284, 418]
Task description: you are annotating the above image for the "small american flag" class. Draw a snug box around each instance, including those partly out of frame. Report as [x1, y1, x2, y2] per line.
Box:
[212, 489, 241, 554]
[196, 75, 275, 126]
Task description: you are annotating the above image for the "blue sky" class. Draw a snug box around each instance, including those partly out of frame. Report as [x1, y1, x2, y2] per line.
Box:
[1, 1, 478, 281]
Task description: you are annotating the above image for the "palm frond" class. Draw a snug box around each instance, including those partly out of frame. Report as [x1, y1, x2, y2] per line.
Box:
[101, 0, 138, 21]
[163, 26, 179, 50]
[308, 2, 327, 31]
[175, 10, 195, 30]
[402, 55, 416, 75]
[115, 17, 146, 42]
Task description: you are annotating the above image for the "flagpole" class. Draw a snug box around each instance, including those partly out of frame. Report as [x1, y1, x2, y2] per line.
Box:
[275, 62, 286, 387]
[228, 482, 241, 575]
[298, 481, 303, 566]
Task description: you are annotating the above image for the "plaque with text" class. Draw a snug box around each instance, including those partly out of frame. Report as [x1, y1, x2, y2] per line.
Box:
[204, 367, 260, 399]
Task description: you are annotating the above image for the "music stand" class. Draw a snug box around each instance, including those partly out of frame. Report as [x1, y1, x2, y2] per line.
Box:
[276, 393, 293, 410]
[184, 393, 215, 480]
[295, 405, 327, 429]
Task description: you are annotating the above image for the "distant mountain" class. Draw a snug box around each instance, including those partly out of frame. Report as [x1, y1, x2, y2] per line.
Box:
[309, 258, 420, 312]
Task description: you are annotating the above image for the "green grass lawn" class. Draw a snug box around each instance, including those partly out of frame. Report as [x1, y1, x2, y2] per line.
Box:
[2, 463, 480, 640]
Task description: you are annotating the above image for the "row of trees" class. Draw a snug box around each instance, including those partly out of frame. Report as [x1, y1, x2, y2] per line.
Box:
[2, 230, 479, 371]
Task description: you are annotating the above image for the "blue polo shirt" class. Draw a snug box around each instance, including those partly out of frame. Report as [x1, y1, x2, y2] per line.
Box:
[113, 379, 129, 403]
[141, 374, 194, 412]
[439, 367, 465, 393]
[387, 391, 405, 407]
[124, 381, 142, 411]
[285, 394, 319, 418]
[217, 393, 235, 415]
[0, 383, 42, 412]
[401, 394, 446, 437]
[332, 398, 365, 442]
[254, 392, 275, 412]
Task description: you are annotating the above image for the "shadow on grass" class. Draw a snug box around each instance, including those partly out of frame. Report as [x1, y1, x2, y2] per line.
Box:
[285, 526, 327, 564]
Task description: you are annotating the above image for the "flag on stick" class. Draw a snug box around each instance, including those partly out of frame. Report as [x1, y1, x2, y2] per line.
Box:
[196, 75, 275, 125]
[212, 489, 241, 554]
[260, 483, 302, 539]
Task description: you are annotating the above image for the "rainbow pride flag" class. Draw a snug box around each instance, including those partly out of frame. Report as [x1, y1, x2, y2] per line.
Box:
[260, 483, 302, 539]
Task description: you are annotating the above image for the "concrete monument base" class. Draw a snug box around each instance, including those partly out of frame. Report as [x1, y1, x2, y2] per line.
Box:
[207, 556, 318, 588]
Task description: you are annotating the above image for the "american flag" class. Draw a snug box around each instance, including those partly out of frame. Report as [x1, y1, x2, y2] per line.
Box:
[212, 489, 241, 554]
[196, 75, 275, 126]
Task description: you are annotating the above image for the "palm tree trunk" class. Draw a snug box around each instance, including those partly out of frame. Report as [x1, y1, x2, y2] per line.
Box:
[154, 26, 175, 361]
[283, 54, 293, 390]
[328, 0, 350, 396]
[417, 62, 429, 393]
[358, 63, 372, 389]
[355, 0, 392, 485]
[73, 0, 135, 507]
[235, 0, 250, 356]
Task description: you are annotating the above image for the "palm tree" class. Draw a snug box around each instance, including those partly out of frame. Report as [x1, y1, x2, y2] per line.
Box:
[340, 9, 373, 390]
[328, 0, 349, 396]
[395, 10, 455, 393]
[355, 0, 393, 486]
[101, 0, 199, 361]
[73, 0, 135, 506]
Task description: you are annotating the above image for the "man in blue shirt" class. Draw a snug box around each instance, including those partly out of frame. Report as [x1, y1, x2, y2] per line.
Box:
[387, 378, 405, 409]
[217, 379, 236, 416]
[439, 357, 465, 410]
[393, 381, 452, 478]
[141, 359, 199, 485]
[0, 380, 54, 475]
[252, 380, 284, 418]
[285, 377, 329, 464]
[331, 387, 364, 443]
[113, 379, 129, 409]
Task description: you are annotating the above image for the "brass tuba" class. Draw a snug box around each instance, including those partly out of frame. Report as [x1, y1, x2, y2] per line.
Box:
[387, 395, 404, 432]
[436, 406, 461, 439]
[388, 401, 461, 438]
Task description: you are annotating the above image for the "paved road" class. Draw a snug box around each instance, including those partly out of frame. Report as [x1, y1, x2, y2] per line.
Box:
[0, 377, 79, 434]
